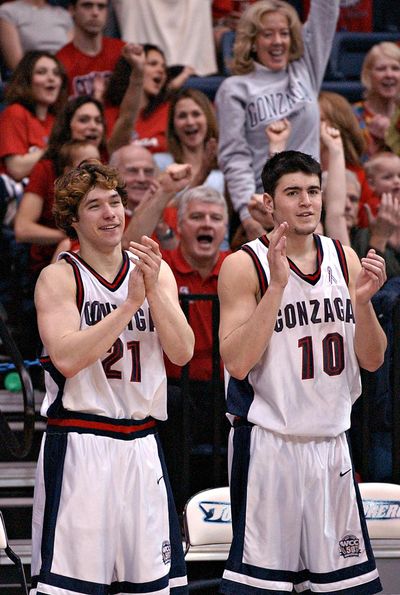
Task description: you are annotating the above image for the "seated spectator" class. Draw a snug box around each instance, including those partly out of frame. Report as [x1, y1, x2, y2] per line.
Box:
[56, 0, 125, 98]
[215, 0, 340, 242]
[57, 138, 101, 171]
[0, 0, 73, 72]
[386, 103, 400, 156]
[353, 42, 400, 161]
[319, 90, 380, 229]
[0, 50, 67, 184]
[157, 185, 231, 508]
[104, 44, 170, 154]
[109, 144, 157, 212]
[155, 88, 224, 195]
[345, 168, 400, 279]
[110, 0, 217, 76]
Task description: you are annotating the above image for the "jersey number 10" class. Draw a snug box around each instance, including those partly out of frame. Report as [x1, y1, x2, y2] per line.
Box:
[298, 332, 344, 379]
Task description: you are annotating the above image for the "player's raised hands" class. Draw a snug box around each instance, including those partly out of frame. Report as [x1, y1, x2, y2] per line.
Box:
[128, 235, 162, 292]
[356, 249, 387, 305]
[126, 262, 146, 309]
[267, 222, 290, 289]
[158, 163, 193, 195]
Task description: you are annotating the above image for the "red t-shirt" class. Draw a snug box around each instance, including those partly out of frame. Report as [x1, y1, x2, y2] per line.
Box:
[302, 0, 372, 31]
[56, 37, 125, 97]
[0, 103, 54, 173]
[24, 158, 58, 273]
[162, 247, 230, 381]
[105, 102, 169, 154]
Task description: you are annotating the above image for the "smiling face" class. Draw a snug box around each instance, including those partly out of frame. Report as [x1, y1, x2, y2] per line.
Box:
[31, 56, 63, 107]
[368, 155, 400, 200]
[70, 102, 104, 147]
[178, 199, 227, 265]
[143, 49, 167, 98]
[369, 55, 400, 100]
[255, 11, 291, 71]
[265, 172, 322, 235]
[173, 97, 208, 151]
[116, 146, 156, 209]
[72, 185, 125, 248]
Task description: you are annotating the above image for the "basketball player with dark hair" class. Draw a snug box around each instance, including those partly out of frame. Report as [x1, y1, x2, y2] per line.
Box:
[30, 160, 194, 594]
[218, 150, 386, 594]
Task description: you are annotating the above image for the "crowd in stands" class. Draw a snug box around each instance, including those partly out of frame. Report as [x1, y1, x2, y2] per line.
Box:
[0, 0, 400, 505]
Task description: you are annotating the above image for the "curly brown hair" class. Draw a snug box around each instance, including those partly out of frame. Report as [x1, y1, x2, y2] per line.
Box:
[53, 160, 127, 240]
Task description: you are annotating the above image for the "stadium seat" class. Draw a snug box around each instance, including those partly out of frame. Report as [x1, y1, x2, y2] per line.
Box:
[183, 486, 231, 562]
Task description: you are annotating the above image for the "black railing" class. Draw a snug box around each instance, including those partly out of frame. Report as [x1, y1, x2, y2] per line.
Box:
[178, 294, 225, 506]
[0, 308, 35, 459]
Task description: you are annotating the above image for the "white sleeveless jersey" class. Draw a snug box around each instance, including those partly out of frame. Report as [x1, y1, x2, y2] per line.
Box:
[40, 251, 167, 420]
[227, 234, 361, 437]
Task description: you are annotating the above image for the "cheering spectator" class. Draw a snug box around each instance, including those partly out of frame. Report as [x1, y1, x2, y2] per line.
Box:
[353, 42, 400, 161]
[215, 0, 339, 241]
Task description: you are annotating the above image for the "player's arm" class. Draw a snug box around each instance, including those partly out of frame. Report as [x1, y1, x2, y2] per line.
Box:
[35, 260, 146, 378]
[344, 245, 387, 371]
[218, 223, 289, 379]
[128, 237, 194, 365]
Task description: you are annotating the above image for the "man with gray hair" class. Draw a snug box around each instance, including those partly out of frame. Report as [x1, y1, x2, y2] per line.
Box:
[159, 185, 231, 509]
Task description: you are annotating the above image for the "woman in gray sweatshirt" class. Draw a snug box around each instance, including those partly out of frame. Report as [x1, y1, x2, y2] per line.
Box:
[215, 0, 340, 240]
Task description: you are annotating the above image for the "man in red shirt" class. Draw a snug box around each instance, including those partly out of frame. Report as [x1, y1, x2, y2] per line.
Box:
[57, 0, 124, 98]
[160, 185, 231, 509]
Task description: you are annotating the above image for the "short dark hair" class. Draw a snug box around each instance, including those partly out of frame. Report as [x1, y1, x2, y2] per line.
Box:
[261, 150, 322, 196]
[53, 160, 127, 239]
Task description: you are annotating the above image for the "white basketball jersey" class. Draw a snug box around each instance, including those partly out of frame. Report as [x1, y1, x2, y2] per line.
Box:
[40, 251, 167, 420]
[227, 235, 361, 437]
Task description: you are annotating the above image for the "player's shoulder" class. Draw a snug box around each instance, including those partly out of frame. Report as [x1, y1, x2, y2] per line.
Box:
[219, 247, 260, 286]
[36, 258, 76, 291]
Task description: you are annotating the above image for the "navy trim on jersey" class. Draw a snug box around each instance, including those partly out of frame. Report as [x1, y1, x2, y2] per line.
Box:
[242, 242, 268, 297]
[259, 234, 323, 286]
[46, 412, 158, 441]
[34, 569, 173, 594]
[155, 434, 188, 590]
[40, 433, 68, 577]
[221, 427, 381, 595]
[63, 250, 131, 292]
[32, 432, 188, 595]
[62, 253, 85, 311]
[333, 239, 349, 286]
[226, 376, 255, 420]
[39, 356, 67, 418]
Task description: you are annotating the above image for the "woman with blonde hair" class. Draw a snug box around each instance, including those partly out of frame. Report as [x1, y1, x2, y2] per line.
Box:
[215, 0, 340, 240]
[353, 42, 400, 160]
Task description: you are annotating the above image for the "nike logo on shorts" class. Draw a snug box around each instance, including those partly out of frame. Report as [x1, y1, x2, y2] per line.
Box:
[340, 469, 351, 477]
